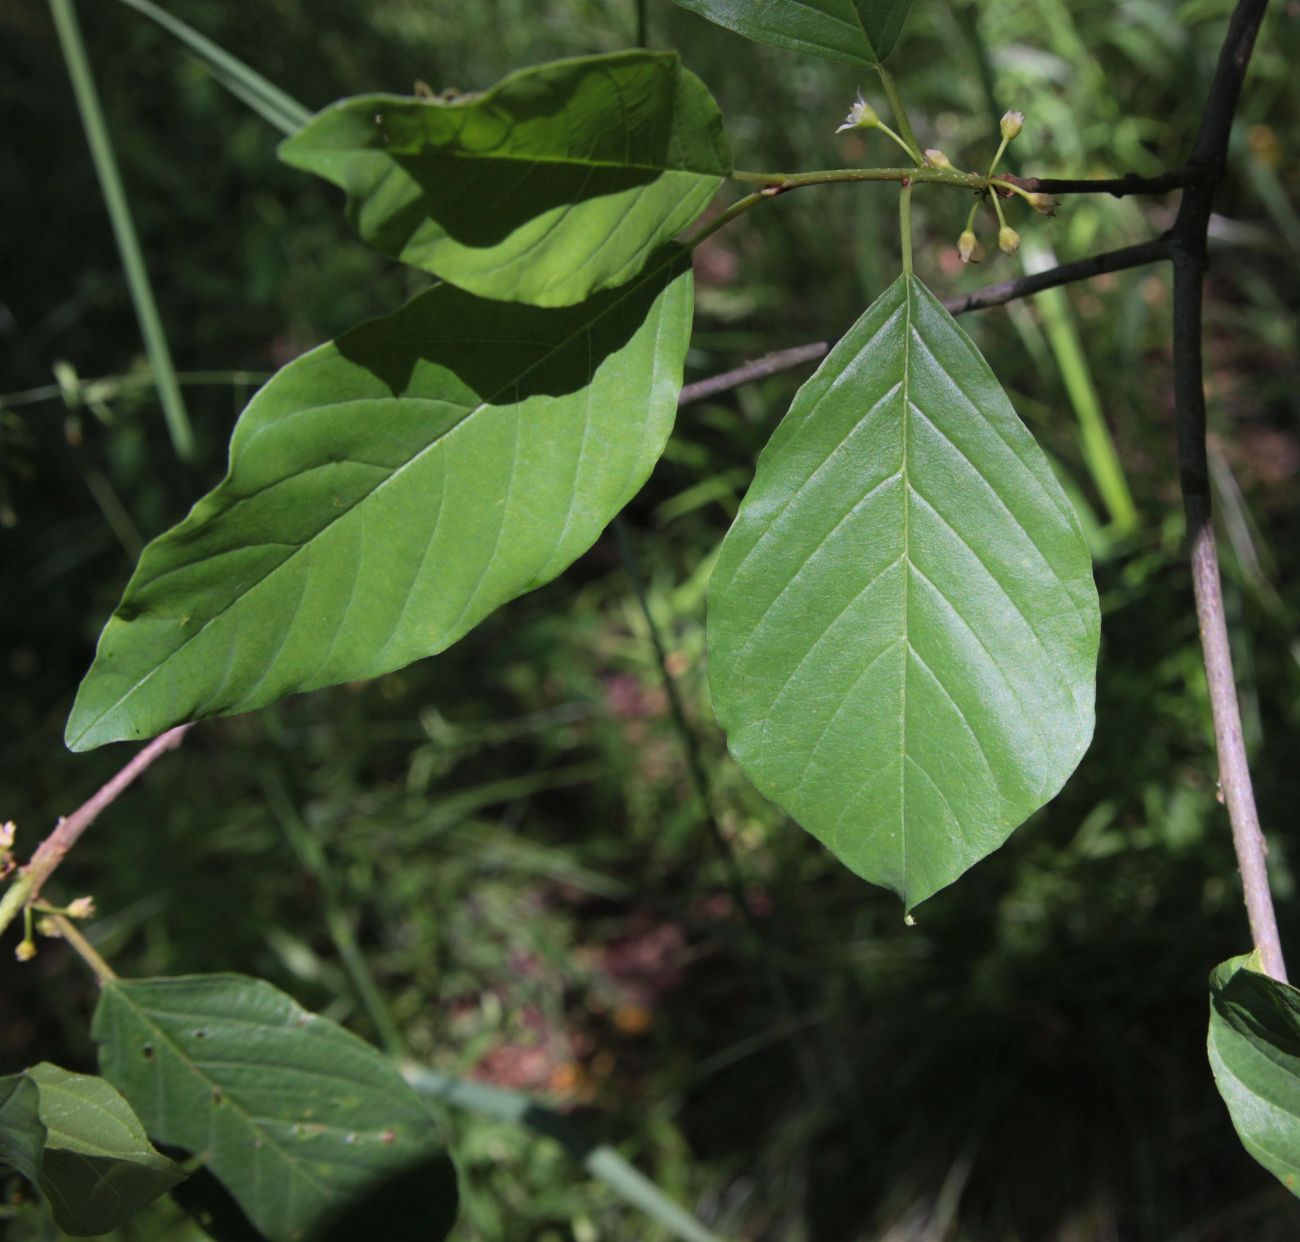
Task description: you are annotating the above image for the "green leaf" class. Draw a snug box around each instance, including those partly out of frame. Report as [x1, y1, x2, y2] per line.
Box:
[279, 52, 730, 306]
[671, 0, 914, 66]
[1209, 953, 1300, 1196]
[707, 274, 1100, 907]
[0, 1062, 184, 1235]
[93, 974, 459, 1242]
[66, 250, 693, 750]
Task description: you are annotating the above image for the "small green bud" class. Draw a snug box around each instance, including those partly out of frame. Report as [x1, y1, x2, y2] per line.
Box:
[66, 896, 96, 920]
[15, 937, 36, 962]
[958, 230, 978, 264]
[1000, 110, 1025, 141]
[836, 93, 880, 134]
[1027, 191, 1056, 215]
[924, 148, 954, 170]
[998, 224, 1021, 256]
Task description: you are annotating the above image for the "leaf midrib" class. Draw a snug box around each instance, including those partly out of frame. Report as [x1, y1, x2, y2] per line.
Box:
[72, 252, 685, 745]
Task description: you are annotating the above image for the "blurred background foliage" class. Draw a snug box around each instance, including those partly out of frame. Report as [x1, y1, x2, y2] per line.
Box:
[2, 0, 1300, 1238]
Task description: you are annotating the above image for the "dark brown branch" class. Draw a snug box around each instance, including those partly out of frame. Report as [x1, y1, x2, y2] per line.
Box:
[1016, 169, 1189, 199]
[1166, 0, 1283, 978]
[679, 343, 830, 407]
[681, 240, 1170, 405]
[0, 724, 193, 938]
[942, 237, 1170, 315]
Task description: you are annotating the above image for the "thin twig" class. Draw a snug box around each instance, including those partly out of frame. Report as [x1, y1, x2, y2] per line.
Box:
[1016, 169, 1190, 198]
[612, 519, 822, 1098]
[0, 725, 192, 938]
[1166, 0, 1284, 979]
[680, 239, 1169, 405]
[942, 237, 1170, 315]
[679, 344, 830, 406]
[48, 913, 118, 983]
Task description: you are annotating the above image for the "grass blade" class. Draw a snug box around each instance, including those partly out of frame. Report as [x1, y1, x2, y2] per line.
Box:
[50, 0, 196, 463]
[112, 0, 310, 134]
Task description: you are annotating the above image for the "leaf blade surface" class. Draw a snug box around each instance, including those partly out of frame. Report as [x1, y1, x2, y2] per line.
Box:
[707, 274, 1099, 906]
[0, 1063, 184, 1235]
[93, 974, 458, 1241]
[1208, 954, 1300, 1196]
[280, 52, 730, 306]
[67, 251, 693, 750]
[671, 0, 914, 65]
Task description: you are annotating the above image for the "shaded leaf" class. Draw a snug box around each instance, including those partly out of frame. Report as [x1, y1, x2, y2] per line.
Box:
[1209, 953, 1300, 1196]
[671, 0, 914, 66]
[280, 52, 730, 306]
[66, 250, 693, 750]
[708, 274, 1099, 907]
[93, 974, 459, 1242]
[0, 1063, 184, 1235]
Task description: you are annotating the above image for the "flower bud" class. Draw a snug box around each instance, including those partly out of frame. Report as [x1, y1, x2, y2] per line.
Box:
[1027, 192, 1056, 215]
[958, 230, 978, 264]
[66, 896, 96, 920]
[1000, 110, 1024, 141]
[836, 93, 880, 134]
[998, 225, 1021, 256]
[0, 822, 14, 851]
[15, 938, 36, 962]
[924, 148, 954, 170]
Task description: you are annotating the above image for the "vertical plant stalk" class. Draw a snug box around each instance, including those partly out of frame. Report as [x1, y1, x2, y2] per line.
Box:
[261, 769, 407, 1057]
[874, 64, 923, 166]
[1168, 0, 1285, 979]
[613, 520, 822, 1095]
[49, 0, 196, 463]
[0, 725, 192, 938]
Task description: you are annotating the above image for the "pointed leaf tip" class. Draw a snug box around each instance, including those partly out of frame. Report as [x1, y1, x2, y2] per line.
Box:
[708, 274, 1099, 905]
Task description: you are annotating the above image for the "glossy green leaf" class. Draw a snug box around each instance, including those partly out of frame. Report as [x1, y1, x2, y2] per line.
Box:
[0, 1063, 184, 1235]
[280, 52, 730, 306]
[671, 0, 914, 66]
[66, 251, 693, 750]
[1209, 953, 1300, 1196]
[93, 974, 459, 1241]
[708, 274, 1100, 907]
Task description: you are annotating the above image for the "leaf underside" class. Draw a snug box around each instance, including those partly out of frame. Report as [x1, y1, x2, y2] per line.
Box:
[708, 274, 1100, 908]
[280, 51, 731, 306]
[671, 0, 915, 66]
[1208, 954, 1300, 1197]
[0, 1063, 183, 1235]
[93, 974, 458, 1242]
[66, 251, 693, 751]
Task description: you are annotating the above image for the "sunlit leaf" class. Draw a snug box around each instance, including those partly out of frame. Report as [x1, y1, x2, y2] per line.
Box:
[0, 1063, 184, 1235]
[1209, 953, 1300, 1196]
[93, 975, 459, 1241]
[671, 0, 914, 66]
[708, 274, 1099, 907]
[66, 250, 693, 750]
[280, 52, 730, 306]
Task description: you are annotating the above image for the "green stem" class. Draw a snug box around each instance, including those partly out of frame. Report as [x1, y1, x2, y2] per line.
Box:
[683, 191, 772, 247]
[733, 166, 982, 190]
[50, 0, 196, 464]
[874, 120, 920, 164]
[51, 914, 118, 984]
[900, 181, 914, 276]
[987, 133, 1012, 178]
[874, 64, 924, 166]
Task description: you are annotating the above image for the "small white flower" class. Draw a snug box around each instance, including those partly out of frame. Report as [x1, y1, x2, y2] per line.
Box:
[836, 93, 880, 134]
